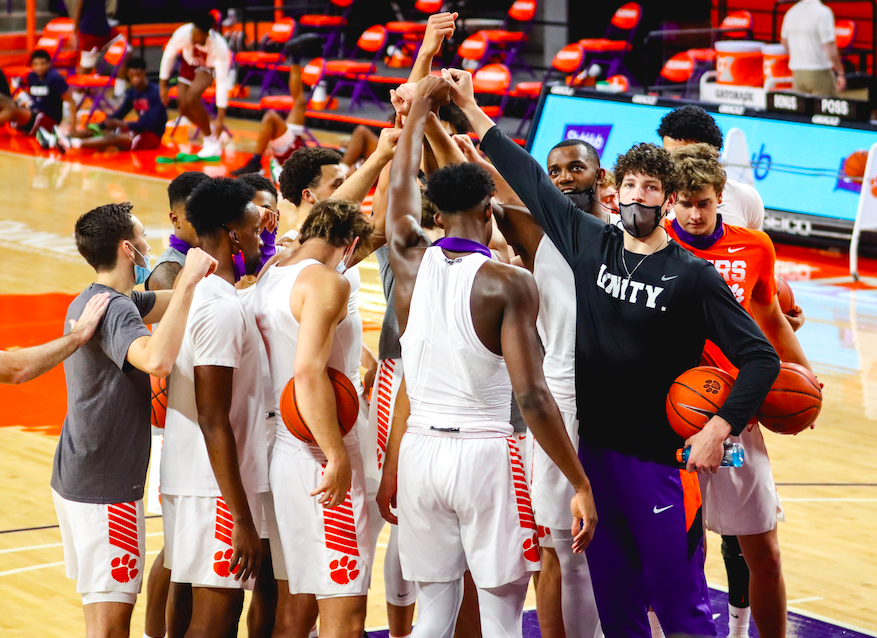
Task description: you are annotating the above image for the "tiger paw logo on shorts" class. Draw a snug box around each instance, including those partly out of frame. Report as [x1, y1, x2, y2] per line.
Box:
[111, 554, 138, 583]
[329, 555, 360, 584]
[522, 533, 540, 562]
[703, 380, 721, 394]
[213, 549, 238, 578]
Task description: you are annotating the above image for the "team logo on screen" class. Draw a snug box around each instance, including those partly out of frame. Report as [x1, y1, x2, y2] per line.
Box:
[562, 125, 612, 158]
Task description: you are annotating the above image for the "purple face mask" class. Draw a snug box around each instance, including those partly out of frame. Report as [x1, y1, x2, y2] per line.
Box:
[168, 234, 193, 254]
[672, 214, 725, 250]
[232, 252, 247, 282]
[433, 236, 492, 258]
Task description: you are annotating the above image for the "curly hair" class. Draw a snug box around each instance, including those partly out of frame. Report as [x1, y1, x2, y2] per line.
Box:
[75, 202, 136, 271]
[657, 105, 724, 150]
[425, 163, 495, 214]
[613, 143, 680, 196]
[168, 171, 211, 209]
[237, 172, 278, 201]
[299, 199, 374, 248]
[278, 147, 343, 206]
[186, 177, 257, 238]
[421, 189, 438, 229]
[672, 143, 727, 197]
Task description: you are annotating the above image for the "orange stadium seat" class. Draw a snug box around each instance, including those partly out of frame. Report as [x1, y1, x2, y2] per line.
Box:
[512, 43, 586, 134]
[297, 0, 358, 58]
[235, 17, 297, 98]
[65, 35, 130, 126]
[579, 2, 642, 77]
[472, 63, 512, 119]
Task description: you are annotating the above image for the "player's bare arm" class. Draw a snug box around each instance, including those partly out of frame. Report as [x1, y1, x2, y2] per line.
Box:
[387, 76, 451, 330]
[291, 265, 352, 508]
[194, 364, 261, 581]
[407, 12, 458, 83]
[0, 292, 110, 385]
[145, 262, 183, 292]
[332, 127, 401, 206]
[475, 261, 597, 551]
[376, 376, 408, 525]
[128, 248, 217, 377]
[751, 295, 812, 371]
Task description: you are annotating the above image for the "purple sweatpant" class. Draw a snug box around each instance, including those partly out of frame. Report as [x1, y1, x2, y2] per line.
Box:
[578, 441, 716, 638]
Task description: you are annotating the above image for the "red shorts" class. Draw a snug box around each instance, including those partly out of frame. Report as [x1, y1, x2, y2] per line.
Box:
[178, 60, 214, 86]
[12, 110, 57, 136]
[131, 130, 162, 151]
[79, 28, 121, 54]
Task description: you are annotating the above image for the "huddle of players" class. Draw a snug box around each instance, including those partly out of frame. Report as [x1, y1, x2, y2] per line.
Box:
[51, 66, 812, 638]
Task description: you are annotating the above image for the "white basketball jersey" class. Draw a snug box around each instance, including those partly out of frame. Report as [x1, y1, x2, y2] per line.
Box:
[343, 265, 365, 397]
[533, 237, 577, 416]
[254, 259, 360, 456]
[401, 247, 512, 436]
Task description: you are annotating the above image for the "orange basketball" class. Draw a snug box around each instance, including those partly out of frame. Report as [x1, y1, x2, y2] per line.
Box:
[666, 366, 736, 439]
[843, 149, 869, 183]
[150, 375, 168, 429]
[775, 276, 795, 314]
[280, 367, 359, 443]
[757, 362, 822, 435]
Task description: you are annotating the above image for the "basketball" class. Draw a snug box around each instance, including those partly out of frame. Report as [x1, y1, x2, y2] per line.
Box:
[757, 362, 822, 435]
[666, 366, 736, 439]
[150, 375, 168, 429]
[280, 368, 360, 443]
[843, 149, 869, 183]
[776, 276, 795, 314]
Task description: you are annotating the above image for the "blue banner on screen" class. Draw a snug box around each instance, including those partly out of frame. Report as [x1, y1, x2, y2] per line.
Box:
[529, 94, 877, 222]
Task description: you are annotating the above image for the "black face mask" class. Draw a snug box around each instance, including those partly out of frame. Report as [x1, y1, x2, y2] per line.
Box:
[618, 200, 666, 238]
[564, 187, 596, 212]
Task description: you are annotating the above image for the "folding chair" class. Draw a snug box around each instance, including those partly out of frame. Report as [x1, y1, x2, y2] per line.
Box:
[835, 19, 871, 73]
[2, 36, 66, 88]
[511, 43, 585, 134]
[235, 17, 297, 98]
[647, 51, 697, 98]
[297, 0, 358, 58]
[382, 0, 444, 68]
[66, 35, 130, 126]
[454, 32, 489, 70]
[472, 63, 512, 119]
[578, 2, 642, 78]
[719, 10, 754, 39]
[472, 0, 538, 76]
[323, 25, 389, 110]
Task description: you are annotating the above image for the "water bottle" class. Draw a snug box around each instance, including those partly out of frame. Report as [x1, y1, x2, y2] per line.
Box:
[676, 442, 744, 468]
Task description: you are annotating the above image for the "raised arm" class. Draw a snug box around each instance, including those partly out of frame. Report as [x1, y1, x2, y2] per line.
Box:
[127, 248, 217, 377]
[499, 266, 597, 552]
[407, 12, 458, 83]
[293, 267, 352, 509]
[332, 126, 401, 205]
[0, 292, 110, 385]
[445, 68, 601, 265]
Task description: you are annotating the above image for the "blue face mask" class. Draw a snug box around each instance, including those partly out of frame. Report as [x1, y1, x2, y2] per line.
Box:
[128, 244, 151, 285]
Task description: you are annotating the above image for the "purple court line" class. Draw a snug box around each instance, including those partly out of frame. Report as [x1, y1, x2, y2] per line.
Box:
[365, 590, 877, 638]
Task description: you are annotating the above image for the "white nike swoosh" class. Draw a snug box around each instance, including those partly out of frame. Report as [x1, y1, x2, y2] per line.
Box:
[728, 247, 745, 253]
[653, 505, 674, 514]
[661, 275, 678, 281]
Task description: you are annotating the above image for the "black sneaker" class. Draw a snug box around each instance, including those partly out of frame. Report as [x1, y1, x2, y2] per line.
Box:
[231, 157, 263, 176]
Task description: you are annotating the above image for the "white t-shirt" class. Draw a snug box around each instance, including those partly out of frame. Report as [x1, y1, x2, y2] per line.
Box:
[719, 178, 764, 230]
[159, 23, 231, 108]
[162, 275, 268, 497]
[781, 0, 835, 71]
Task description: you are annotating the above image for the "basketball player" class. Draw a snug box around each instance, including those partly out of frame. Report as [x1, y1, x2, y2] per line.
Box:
[0, 292, 108, 384]
[37, 57, 167, 153]
[161, 177, 267, 638]
[452, 132, 604, 638]
[71, 0, 120, 75]
[53, 202, 216, 638]
[141, 170, 210, 638]
[0, 49, 77, 136]
[159, 13, 230, 159]
[452, 67, 781, 637]
[384, 74, 596, 636]
[667, 143, 813, 638]
[253, 200, 374, 638]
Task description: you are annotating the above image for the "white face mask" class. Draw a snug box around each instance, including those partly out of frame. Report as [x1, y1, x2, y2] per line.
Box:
[335, 238, 360, 274]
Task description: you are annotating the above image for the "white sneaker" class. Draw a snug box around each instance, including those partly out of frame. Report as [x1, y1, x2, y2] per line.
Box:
[197, 135, 222, 159]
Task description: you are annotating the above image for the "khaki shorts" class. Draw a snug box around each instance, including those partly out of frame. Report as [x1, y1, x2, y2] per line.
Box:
[792, 69, 837, 96]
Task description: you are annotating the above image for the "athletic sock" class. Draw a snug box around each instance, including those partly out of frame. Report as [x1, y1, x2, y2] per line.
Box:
[231, 154, 263, 176]
[114, 79, 128, 97]
[143, 633, 164, 638]
[70, 137, 82, 149]
[648, 610, 665, 638]
[727, 603, 751, 638]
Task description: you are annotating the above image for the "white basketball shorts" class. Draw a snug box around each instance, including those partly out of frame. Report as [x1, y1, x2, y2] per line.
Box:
[527, 410, 579, 532]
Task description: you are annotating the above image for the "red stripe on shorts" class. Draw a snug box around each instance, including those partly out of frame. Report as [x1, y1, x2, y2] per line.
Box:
[323, 493, 360, 556]
[107, 503, 140, 557]
[215, 497, 234, 546]
[375, 359, 395, 465]
[506, 437, 537, 531]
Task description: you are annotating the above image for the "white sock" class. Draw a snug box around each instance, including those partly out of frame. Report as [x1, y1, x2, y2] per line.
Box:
[648, 610, 665, 638]
[114, 79, 127, 97]
[143, 633, 164, 638]
[390, 635, 411, 638]
[728, 604, 750, 637]
[71, 137, 82, 149]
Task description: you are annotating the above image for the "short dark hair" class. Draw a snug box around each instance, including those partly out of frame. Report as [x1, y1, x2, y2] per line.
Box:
[425, 163, 495, 214]
[168, 171, 211, 209]
[613, 143, 679, 195]
[192, 13, 216, 32]
[438, 103, 472, 134]
[278, 147, 343, 205]
[238, 172, 278, 201]
[299, 200, 374, 247]
[186, 177, 257, 238]
[126, 56, 147, 71]
[657, 105, 724, 150]
[30, 49, 51, 63]
[75, 202, 136, 272]
[550, 138, 601, 167]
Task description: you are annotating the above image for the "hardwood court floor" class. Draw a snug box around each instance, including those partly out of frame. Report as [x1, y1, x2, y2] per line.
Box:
[0, 123, 876, 636]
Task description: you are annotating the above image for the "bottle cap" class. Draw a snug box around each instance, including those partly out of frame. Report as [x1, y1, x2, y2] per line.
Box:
[675, 448, 685, 463]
